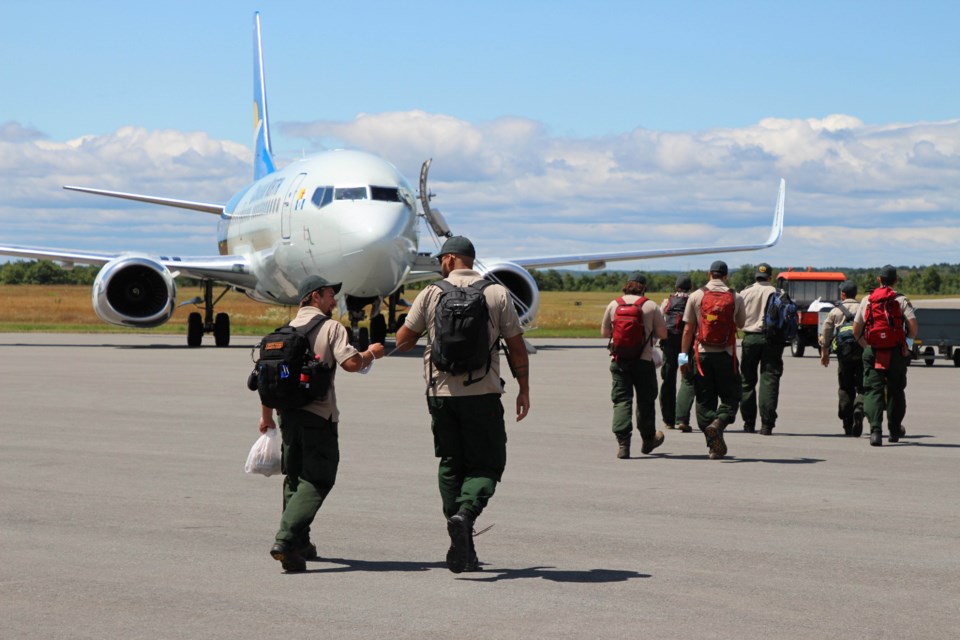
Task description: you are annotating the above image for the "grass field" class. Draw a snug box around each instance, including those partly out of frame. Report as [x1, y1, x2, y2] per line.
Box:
[0, 285, 669, 338]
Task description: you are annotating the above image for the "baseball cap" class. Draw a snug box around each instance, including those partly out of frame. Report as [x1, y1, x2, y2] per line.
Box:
[709, 260, 728, 276]
[755, 263, 772, 279]
[880, 264, 898, 281]
[628, 272, 647, 285]
[839, 280, 858, 297]
[675, 274, 692, 290]
[297, 275, 342, 300]
[433, 235, 476, 259]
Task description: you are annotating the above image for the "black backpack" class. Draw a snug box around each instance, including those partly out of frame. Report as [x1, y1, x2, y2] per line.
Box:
[430, 279, 495, 386]
[663, 293, 688, 349]
[248, 315, 333, 410]
[831, 303, 862, 362]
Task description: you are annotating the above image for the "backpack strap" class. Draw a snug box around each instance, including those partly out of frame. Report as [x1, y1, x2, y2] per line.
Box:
[836, 302, 855, 322]
[289, 314, 329, 355]
[465, 279, 497, 387]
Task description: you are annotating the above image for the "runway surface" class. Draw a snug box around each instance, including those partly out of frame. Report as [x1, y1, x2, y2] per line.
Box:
[2, 333, 958, 639]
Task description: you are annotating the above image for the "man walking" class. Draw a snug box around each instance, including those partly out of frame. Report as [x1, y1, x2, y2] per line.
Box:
[659, 275, 695, 433]
[601, 272, 668, 459]
[396, 236, 530, 573]
[260, 276, 385, 573]
[738, 263, 784, 435]
[852, 265, 918, 446]
[820, 281, 864, 436]
[680, 260, 745, 459]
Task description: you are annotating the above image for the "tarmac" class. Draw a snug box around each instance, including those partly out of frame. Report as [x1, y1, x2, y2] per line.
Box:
[1, 332, 958, 640]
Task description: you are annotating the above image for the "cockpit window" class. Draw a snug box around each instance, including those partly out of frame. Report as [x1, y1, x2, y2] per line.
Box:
[311, 186, 334, 209]
[370, 186, 401, 202]
[334, 186, 368, 201]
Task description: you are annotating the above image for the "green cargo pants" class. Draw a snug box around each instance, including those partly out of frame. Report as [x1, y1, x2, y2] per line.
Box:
[660, 343, 695, 427]
[692, 350, 741, 430]
[739, 333, 785, 429]
[427, 394, 507, 519]
[610, 358, 659, 441]
[275, 409, 339, 547]
[862, 347, 908, 436]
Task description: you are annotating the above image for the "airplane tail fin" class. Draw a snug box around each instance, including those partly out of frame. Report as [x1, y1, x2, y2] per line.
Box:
[253, 12, 276, 180]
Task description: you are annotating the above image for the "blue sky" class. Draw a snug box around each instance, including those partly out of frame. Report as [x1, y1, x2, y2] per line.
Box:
[2, 0, 959, 271]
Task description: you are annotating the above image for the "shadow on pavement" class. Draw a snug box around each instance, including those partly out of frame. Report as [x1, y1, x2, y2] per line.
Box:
[461, 566, 651, 583]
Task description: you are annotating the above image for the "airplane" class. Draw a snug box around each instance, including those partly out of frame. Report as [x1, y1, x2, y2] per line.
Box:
[0, 13, 785, 349]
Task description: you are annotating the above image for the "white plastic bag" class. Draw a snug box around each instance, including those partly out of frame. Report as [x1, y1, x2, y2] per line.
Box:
[244, 428, 281, 476]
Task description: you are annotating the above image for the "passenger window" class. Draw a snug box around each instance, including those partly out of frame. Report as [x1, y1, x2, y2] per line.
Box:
[334, 186, 368, 201]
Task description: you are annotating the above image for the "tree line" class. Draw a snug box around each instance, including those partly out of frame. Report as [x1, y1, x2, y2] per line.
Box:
[4, 259, 960, 296]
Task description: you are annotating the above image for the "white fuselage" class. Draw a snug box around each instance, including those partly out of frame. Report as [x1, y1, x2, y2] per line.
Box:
[218, 149, 419, 304]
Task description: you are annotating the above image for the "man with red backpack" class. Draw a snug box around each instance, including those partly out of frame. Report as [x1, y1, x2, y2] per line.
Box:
[659, 274, 695, 433]
[852, 265, 918, 447]
[601, 272, 668, 459]
[680, 260, 746, 459]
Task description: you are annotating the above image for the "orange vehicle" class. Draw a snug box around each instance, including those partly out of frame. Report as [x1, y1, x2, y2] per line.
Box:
[775, 268, 847, 357]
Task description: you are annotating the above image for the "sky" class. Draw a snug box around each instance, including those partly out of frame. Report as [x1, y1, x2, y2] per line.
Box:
[2, 0, 959, 273]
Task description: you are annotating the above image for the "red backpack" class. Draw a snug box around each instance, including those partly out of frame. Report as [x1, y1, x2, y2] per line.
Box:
[609, 296, 649, 361]
[696, 288, 736, 347]
[864, 287, 905, 349]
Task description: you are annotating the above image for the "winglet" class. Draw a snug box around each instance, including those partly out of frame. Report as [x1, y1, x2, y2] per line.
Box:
[253, 12, 276, 180]
[762, 178, 786, 248]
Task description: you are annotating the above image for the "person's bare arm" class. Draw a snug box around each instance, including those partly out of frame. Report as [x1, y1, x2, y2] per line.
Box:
[341, 343, 385, 372]
[504, 334, 530, 422]
[394, 325, 421, 353]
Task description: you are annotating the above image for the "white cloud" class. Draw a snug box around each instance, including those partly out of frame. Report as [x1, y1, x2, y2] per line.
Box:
[2, 114, 959, 268]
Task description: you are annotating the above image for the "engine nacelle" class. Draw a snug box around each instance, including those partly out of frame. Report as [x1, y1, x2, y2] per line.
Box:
[92, 255, 176, 328]
[477, 261, 540, 326]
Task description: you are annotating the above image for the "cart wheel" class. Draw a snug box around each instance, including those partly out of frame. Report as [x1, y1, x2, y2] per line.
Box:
[923, 346, 935, 367]
[790, 337, 805, 358]
[954, 350, 960, 368]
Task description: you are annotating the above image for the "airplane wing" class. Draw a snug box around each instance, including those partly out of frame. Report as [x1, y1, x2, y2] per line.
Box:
[0, 244, 257, 289]
[508, 179, 785, 270]
[62, 186, 224, 214]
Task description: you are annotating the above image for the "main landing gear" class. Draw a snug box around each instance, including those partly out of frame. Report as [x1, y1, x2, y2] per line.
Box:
[185, 280, 232, 348]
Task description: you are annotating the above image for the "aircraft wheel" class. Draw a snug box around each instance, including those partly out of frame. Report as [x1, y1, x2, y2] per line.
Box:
[790, 337, 805, 358]
[954, 350, 960, 368]
[187, 312, 203, 347]
[370, 314, 387, 345]
[923, 346, 935, 367]
[358, 327, 370, 351]
[214, 312, 231, 347]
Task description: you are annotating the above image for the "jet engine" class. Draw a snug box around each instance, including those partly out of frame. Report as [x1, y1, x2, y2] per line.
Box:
[92, 255, 176, 328]
[477, 261, 540, 326]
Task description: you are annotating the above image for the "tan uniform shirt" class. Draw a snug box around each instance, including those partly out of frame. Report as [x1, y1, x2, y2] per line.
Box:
[601, 295, 665, 361]
[822, 298, 861, 347]
[404, 269, 524, 397]
[740, 280, 776, 333]
[682, 279, 746, 355]
[289, 306, 360, 422]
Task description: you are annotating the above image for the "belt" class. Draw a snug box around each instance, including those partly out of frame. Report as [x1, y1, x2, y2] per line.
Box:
[743, 331, 763, 335]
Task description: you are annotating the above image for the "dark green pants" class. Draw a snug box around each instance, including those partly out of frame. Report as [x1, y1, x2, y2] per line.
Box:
[275, 410, 339, 547]
[692, 351, 741, 430]
[862, 347, 908, 435]
[427, 394, 506, 519]
[660, 343, 695, 426]
[837, 354, 864, 427]
[610, 358, 659, 441]
[739, 333, 784, 428]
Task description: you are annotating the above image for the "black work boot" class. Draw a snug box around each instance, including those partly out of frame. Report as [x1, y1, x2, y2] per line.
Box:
[870, 430, 883, 447]
[743, 422, 756, 434]
[446, 509, 474, 574]
[760, 424, 774, 436]
[616, 432, 631, 459]
[842, 419, 852, 436]
[270, 542, 306, 573]
[888, 427, 901, 443]
[852, 412, 864, 438]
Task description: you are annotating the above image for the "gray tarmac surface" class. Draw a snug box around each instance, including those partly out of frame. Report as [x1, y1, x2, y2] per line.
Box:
[2, 333, 959, 640]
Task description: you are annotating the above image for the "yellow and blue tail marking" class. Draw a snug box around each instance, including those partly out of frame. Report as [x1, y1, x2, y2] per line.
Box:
[253, 12, 276, 180]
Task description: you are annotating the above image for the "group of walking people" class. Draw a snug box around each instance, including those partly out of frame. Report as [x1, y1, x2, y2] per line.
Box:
[603, 261, 918, 460]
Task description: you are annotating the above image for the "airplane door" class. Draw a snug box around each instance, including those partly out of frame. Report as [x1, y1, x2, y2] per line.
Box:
[281, 173, 308, 240]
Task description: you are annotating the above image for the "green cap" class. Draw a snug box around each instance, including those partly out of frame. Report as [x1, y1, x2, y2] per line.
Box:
[297, 275, 342, 300]
[433, 235, 476, 259]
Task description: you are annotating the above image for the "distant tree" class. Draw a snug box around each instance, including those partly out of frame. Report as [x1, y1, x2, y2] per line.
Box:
[921, 266, 942, 294]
